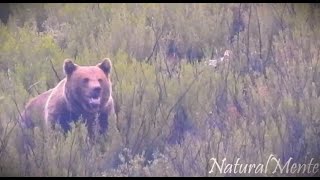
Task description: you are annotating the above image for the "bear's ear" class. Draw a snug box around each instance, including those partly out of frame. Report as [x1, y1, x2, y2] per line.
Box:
[63, 59, 78, 76]
[97, 58, 112, 75]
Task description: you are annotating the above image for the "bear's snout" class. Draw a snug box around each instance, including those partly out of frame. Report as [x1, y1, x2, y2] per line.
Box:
[85, 86, 102, 110]
[91, 86, 102, 98]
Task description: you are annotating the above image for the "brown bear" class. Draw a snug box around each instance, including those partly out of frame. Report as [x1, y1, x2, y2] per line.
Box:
[20, 58, 114, 138]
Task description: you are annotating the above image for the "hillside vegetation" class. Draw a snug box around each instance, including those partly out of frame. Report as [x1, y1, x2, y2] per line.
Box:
[0, 3, 319, 177]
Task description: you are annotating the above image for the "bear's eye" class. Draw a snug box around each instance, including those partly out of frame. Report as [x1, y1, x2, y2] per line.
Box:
[98, 78, 103, 83]
[83, 78, 89, 83]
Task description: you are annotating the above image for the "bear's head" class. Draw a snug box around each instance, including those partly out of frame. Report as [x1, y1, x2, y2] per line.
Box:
[63, 58, 112, 114]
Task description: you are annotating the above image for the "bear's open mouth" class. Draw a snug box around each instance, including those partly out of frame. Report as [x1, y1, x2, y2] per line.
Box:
[89, 97, 100, 104]
[87, 96, 101, 110]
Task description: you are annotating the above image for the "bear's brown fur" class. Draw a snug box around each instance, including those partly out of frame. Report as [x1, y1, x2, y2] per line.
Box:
[20, 58, 114, 137]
